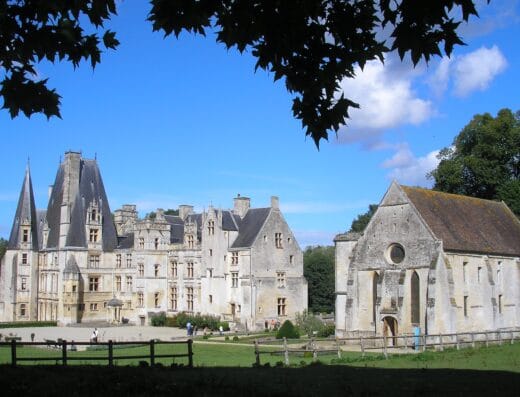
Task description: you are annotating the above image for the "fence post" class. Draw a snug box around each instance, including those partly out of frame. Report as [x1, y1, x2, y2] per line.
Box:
[62, 340, 68, 366]
[108, 340, 114, 367]
[254, 339, 260, 366]
[499, 331, 503, 346]
[150, 339, 155, 366]
[485, 332, 489, 348]
[456, 334, 460, 350]
[383, 336, 388, 359]
[188, 339, 193, 368]
[439, 334, 443, 351]
[511, 331, 514, 345]
[422, 335, 426, 352]
[283, 337, 289, 366]
[470, 333, 475, 348]
[11, 339, 17, 367]
[360, 336, 365, 358]
[336, 338, 342, 359]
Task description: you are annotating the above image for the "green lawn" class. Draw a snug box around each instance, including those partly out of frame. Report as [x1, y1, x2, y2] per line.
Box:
[1, 340, 519, 372]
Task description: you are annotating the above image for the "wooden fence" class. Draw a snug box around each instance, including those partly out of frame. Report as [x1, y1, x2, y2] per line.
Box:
[0, 339, 193, 367]
[254, 329, 520, 365]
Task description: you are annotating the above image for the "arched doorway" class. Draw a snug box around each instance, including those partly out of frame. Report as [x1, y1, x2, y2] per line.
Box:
[383, 316, 398, 346]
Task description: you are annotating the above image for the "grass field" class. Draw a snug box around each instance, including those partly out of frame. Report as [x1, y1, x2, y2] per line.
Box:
[1, 343, 519, 395]
[1, 339, 520, 371]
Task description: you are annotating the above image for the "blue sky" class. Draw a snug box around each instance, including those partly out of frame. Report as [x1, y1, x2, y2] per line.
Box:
[1, 1, 519, 247]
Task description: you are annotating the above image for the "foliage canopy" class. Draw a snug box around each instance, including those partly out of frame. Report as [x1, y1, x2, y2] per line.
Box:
[303, 246, 334, 313]
[0, 238, 7, 261]
[349, 204, 378, 232]
[429, 109, 520, 216]
[1, 0, 486, 146]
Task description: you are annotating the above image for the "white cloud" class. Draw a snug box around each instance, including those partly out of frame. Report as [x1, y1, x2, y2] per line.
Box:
[428, 56, 452, 97]
[453, 45, 507, 97]
[337, 58, 434, 145]
[382, 144, 440, 187]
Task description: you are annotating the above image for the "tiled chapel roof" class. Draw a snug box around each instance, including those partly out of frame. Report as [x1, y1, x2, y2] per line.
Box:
[402, 186, 520, 257]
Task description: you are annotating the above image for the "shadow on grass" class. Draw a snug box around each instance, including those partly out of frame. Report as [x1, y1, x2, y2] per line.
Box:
[1, 364, 519, 396]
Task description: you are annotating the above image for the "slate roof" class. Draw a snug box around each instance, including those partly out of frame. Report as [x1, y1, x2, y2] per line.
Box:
[36, 210, 47, 250]
[117, 233, 134, 249]
[63, 255, 80, 274]
[164, 215, 184, 244]
[162, 208, 270, 248]
[231, 207, 271, 248]
[222, 210, 239, 231]
[46, 158, 118, 251]
[8, 166, 38, 250]
[402, 186, 520, 257]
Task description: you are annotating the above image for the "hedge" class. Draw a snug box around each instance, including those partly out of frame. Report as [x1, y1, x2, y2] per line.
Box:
[0, 321, 57, 329]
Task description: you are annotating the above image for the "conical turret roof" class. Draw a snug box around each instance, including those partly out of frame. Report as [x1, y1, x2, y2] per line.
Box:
[8, 164, 38, 249]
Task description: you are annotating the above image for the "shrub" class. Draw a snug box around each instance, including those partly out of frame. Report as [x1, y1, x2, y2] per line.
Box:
[0, 321, 57, 329]
[150, 312, 166, 327]
[232, 336, 239, 342]
[317, 324, 335, 338]
[224, 336, 229, 341]
[165, 316, 177, 327]
[276, 320, 300, 339]
[295, 310, 324, 337]
[174, 312, 190, 328]
[218, 321, 230, 331]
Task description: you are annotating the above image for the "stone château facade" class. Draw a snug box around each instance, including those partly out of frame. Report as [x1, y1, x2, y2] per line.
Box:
[335, 182, 520, 339]
[0, 152, 308, 329]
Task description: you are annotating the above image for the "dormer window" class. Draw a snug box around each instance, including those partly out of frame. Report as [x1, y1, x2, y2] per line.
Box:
[187, 234, 194, 249]
[91, 208, 97, 222]
[22, 228, 29, 242]
[208, 220, 215, 235]
[139, 237, 144, 249]
[89, 228, 99, 243]
[154, 238, 159, 250]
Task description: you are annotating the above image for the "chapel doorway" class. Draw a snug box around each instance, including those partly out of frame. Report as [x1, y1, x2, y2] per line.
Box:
[383, 316, 398, 346]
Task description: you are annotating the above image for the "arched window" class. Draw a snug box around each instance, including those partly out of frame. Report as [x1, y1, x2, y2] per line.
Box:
[411, 271, 420, 325]
[372, 272, 379, 323]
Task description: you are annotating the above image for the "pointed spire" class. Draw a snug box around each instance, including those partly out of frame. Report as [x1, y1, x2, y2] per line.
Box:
[8, 163, 39, 249]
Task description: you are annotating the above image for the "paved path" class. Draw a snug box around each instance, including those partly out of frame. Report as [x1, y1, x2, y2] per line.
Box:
[0, 325, 188, 343]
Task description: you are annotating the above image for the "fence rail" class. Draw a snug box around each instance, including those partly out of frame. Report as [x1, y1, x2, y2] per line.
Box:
[0, 339, 193, 367]
[254, 329, 520, 365]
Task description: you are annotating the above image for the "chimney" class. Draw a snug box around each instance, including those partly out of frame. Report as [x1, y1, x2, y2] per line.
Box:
[62, 151, 81, 205]
[179, 205, 194, 220]
[271, 196, 279, 210]
[233, 194, 250, 218]
[156, 208, 165, 221]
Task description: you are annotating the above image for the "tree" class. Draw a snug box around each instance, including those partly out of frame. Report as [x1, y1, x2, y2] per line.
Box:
[349, 204, 378, 232]
[1, 1, 486, 146]
[0, 237, 7, 261]
[0, 0, 119, 119]
[303, 246, 334, 313]
[429, 109, 520, 216]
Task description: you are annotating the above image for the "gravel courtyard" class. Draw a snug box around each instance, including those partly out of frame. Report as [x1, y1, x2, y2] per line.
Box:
[0, 325, 188, 344]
